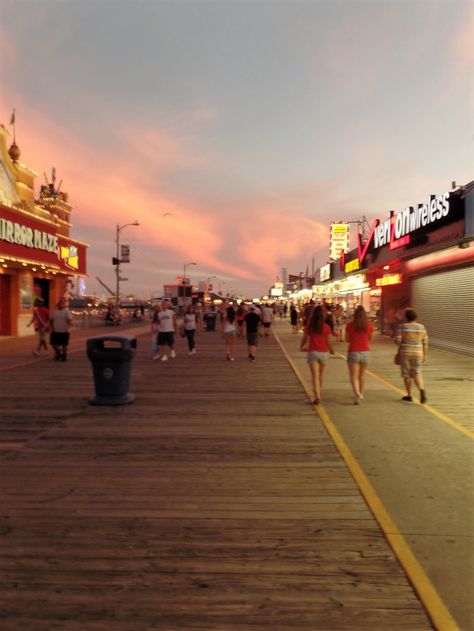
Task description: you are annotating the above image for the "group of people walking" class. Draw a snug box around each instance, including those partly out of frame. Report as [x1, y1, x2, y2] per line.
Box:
[150, 301, 275, 363]
[28, 297, 73, 361]
[300, 303, 428, 405]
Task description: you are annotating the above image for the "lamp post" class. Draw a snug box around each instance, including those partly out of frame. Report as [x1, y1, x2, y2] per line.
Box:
[182, 262, 197, 307]
[115, 221, 139, 304]
[206, 275, 217, 295]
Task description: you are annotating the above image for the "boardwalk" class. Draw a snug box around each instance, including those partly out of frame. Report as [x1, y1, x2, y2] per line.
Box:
[0, 325, 435, 630]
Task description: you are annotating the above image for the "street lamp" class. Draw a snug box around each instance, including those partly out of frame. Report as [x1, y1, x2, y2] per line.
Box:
[206, 275, 217, 294]
[181, 262, 197, 307]
[115, 221, 139, 304]
[183, 262, 197, 285]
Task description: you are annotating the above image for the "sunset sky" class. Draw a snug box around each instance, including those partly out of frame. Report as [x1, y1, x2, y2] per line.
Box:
[1, 0, 472, 298]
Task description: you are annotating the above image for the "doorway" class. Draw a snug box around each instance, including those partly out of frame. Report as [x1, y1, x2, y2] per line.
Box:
[0, 275, 12, 335]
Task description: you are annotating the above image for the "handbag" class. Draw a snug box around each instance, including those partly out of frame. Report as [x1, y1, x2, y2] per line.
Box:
[394, 350, 401, 365]
[179, 325, 186, 338]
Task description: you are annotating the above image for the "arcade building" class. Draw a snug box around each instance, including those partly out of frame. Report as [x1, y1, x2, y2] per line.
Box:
[0, 124, 87, 336]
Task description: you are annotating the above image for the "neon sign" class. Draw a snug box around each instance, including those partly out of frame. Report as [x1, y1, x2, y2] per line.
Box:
[358, 191, 451, 262]
[375, 273, 403, 287]
[59, 245, 79, 270]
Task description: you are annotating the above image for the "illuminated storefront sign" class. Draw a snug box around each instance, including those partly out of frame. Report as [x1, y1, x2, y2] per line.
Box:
[338, 274, 369, 293]
[344, 258, 360, 273]
[0, 217, 58, 253]
[358, 191, 452, 262]
[0, 206, 87, 275]
[375, 273, 403, 287]
[329, 222, 349, 260]
[319, 263, 332, 282]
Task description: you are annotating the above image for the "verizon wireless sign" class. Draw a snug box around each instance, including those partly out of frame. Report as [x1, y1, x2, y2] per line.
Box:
[359, 191, 454, 262]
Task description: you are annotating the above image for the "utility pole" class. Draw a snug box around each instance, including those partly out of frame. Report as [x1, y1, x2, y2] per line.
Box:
[114, 221, 139, 305]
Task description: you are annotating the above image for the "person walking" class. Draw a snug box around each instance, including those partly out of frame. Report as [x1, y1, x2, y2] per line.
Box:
[49, 298, 72, 361]
[222, 304, 237, 360]
[244, 305, 261, 361]
[345, 305, 373, 404]
[153, 301, 177, 362]
[235, 304, 246, 337]
[28, 298, 50, 356]
[300, 304, 335, 404]
[302, 299, 315, 329]
[290, 304, 299, 333]
[395, 308, 428, 403]
[261, 303, 274, 337]
[150, 309, 160, 358]
[183, 305, 198, 355]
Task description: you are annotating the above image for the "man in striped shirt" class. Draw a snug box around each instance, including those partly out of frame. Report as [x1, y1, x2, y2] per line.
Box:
[395, 308, 428, 403]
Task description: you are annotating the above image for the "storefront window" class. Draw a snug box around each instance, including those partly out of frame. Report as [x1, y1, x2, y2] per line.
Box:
[19, 273, 33, 311]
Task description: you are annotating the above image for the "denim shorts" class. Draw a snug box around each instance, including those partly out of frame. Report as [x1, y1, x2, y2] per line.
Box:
[347, 351, 371, 364]
[307, 351, 329, 365]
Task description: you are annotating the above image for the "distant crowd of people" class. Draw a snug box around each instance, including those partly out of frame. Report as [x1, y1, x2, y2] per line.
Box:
[26, 295, 428, 406]
[150, 301, 276, 363]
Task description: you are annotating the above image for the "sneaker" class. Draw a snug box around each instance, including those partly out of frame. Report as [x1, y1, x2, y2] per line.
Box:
[358, 393, 364, 402]
[230, 357, 235, 361]
[249, 355, 255, 361]
[32, 351, 38, 357]
[190, 348, 196, 354]
[152, 354, 160, 360]
[402, 395, 413, 402]
[353, 396, 360, 405]
[170, 350, 176, 358]
[420, 390, 427, 404]
[161, 355, 168, 362]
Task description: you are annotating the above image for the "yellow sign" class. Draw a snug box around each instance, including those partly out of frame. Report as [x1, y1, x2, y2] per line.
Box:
[344, 258, 360, 273]
[60, 245, 79, 270]
[375, 273, 402, 287]
[329, 222, 349, 260]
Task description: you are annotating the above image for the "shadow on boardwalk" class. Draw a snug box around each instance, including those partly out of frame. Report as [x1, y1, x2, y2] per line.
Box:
[0, 326, 434, 630]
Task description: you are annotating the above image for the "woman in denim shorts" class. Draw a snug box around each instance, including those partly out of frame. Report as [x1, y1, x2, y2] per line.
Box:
[345, 306, 374, 404]
[300, 305, 335, 404]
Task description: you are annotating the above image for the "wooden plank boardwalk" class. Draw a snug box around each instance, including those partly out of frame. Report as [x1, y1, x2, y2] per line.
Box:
[0, 326, 434, 630]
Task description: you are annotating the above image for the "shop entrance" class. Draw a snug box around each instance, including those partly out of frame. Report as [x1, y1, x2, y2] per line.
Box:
[0, 275, 12, 335]
[33, 278, 50, 307]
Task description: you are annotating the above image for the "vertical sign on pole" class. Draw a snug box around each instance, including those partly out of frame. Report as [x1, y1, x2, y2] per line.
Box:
[329, 222, 349, 261]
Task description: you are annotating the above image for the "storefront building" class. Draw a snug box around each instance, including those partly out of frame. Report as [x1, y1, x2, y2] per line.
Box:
[0, 124, 87, 336]
[358, 183, 473, 354]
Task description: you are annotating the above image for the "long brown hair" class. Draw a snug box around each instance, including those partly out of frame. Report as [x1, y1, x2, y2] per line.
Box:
[353, 305, 368, 332]
[309, 305, 324, 334]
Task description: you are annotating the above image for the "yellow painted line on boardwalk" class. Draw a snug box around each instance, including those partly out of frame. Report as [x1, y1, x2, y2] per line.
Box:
[334, 351, 474, 441]
[273, 330, 461, 631]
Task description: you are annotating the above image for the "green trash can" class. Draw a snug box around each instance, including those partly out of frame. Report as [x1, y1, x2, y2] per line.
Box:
[87, 335, 136, 405]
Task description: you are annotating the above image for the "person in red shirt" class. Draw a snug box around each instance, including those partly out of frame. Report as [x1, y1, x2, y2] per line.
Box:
[300, 304, 335, 404]
[345, 305, 374, 404]
[27, 298, 50, 357]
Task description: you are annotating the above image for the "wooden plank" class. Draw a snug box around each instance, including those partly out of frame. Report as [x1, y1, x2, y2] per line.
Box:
[0, 329, 434, 630]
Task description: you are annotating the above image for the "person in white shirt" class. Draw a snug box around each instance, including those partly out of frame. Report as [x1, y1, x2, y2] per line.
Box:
[153, 302, 177, 362]
[261, 304, 274, 337]
[183, 305, 198, 355]
[222, 304, 237, 361]
[50, 298, 72, 361]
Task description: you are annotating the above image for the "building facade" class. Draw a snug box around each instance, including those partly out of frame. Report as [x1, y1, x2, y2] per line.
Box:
[0, 124, 87, 336]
